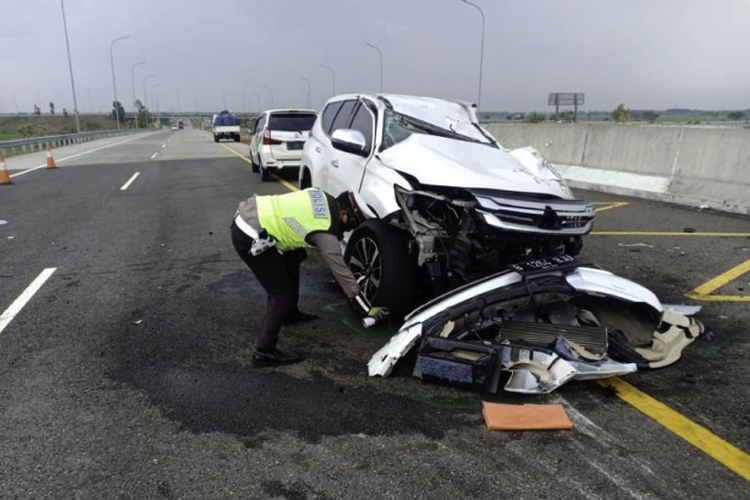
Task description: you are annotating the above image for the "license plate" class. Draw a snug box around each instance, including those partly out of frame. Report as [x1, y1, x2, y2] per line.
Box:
[286, 141, 303, 150]
[509, 255, 578, 275]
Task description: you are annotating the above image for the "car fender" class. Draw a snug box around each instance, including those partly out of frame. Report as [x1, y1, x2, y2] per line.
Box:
[359, 156, 413, 217]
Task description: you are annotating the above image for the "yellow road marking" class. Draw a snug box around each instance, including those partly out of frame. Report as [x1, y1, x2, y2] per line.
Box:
[593, 201, 629, 212]
[215, 141, 299, 192]
[598, 377, 750, 481]
[592, 231, 750, 237]
[686, 257, 750, 302]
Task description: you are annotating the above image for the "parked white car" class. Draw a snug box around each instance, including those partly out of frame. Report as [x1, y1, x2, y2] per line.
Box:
[250, 109, 317, 181]
[300, 93, 595, 314]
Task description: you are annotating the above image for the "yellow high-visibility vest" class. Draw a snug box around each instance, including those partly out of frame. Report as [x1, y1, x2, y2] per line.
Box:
[256, 188, 333, 251]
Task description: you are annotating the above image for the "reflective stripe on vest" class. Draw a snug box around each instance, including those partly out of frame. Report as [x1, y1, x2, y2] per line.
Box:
[256, 188, 333, 251]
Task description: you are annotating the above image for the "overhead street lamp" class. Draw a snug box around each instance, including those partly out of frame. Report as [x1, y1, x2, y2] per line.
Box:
[130, 61, 146, 127]
[365, 43, 383, 93]
[251, 91, 261, 112]
[142, 74, 155, 110]
[150, 82, 161, 116]
[110, 35, 130, 129]
[130, 61, 146, 107]
[263, 85, 274, 108]
[60, 0, 80, 133]
[459, 0, 485, 110]
[299, 77, 311, 108]
[320, 64, 336, 97]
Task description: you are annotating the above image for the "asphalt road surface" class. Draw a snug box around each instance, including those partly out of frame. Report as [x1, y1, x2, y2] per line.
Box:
[1, 128, 748, 499]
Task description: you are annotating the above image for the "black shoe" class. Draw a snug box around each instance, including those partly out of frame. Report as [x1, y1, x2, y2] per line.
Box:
[252, 348, 304, 367]
[286, 311, 319, 324]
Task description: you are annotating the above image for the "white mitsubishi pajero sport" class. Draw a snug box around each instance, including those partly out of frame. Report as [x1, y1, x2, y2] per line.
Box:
[300, 94, 594, 314]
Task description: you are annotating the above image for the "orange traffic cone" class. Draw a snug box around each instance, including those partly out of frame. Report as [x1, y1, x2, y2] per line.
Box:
[0, 154, 13, 185]
[46, 147, 57, 169]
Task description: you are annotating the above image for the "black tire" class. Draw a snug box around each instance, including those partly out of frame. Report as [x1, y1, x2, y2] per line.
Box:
[213, 135, 219, 143]
[344, 221, 417, 317]
[299, 168, 311, 189]
[260, 165, 271, 182]
[235, 134, 241, 142]
[251, 152, 260, 173]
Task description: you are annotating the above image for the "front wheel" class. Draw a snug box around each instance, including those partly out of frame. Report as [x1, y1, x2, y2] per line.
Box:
[344, 221, 417, 317]
[299, 168, 311, 189]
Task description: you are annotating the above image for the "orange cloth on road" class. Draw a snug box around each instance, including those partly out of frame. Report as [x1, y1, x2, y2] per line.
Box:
[482, 402, 573, 431]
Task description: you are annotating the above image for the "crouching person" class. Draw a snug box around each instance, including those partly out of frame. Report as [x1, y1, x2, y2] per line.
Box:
[231, 188, 390, 366]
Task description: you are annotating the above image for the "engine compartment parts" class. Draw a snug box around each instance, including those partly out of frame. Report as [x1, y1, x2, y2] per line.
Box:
[482, 402, 573, 431]
[368, 261, 703, 395]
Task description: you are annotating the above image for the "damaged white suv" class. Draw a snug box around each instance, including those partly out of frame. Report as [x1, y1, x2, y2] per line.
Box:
[300, 94, 595, 313]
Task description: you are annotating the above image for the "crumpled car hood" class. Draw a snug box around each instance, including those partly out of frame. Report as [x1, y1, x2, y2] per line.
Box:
[377, 134, 571, 198]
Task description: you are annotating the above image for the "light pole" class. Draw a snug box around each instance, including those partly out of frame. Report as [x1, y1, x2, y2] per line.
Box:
[60, 0, 80, 132]
[299, 77, 311, 108]
[130, 61, 146, 127]
[109, 35, 130, 129]
[459, 0, 485, 110]
[321, 64, 336, 97]
[150, 82, 161, 117]
[365, 43, 383, 93]
[142, 74, 155, 110]
[251, 91, 261, 112]
[263, 85, 274, 108]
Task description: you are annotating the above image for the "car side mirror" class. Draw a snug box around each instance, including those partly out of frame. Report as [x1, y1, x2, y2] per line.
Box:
[331, 129, 369, 157]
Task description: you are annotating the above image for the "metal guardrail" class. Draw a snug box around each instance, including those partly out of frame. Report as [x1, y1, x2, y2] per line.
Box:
[0, 129, 150, 156]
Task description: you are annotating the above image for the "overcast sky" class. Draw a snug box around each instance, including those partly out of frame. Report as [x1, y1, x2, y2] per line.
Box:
[2, 0, 749, 114]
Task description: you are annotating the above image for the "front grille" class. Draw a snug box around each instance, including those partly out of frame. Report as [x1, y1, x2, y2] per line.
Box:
[471, 191, 595, 234]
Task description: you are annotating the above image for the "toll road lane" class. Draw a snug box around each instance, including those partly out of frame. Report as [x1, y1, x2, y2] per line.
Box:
[0, 132, 748, 498]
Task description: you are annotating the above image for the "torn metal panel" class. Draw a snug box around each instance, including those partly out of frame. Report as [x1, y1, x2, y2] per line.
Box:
[565, 267, 662, 313]
[368, 263, 704, 394]
[368, 323, 423, 377]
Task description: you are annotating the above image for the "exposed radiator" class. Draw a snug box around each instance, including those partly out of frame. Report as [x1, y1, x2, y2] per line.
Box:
[498, 321, 608, 354]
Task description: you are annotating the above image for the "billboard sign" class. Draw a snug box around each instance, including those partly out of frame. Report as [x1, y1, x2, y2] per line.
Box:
[548, 93, 585, 106]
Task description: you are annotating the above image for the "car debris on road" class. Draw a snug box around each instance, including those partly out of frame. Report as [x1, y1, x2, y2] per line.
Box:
[368, 257, 703, 394]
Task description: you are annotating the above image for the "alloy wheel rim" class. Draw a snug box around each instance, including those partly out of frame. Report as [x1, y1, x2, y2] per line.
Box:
[349, 236, 381, 302]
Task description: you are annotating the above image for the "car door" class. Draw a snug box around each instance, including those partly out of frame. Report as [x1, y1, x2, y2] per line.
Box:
[251, 113, 266, 161]
[326, 99, 377, 196]
[315, 99, 357, 191]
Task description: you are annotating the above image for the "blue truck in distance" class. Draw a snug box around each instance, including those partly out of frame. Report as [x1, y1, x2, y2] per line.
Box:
[212, 110, 241, 142]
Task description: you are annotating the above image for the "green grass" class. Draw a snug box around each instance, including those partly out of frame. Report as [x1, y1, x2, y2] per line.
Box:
[0, 133, 24, 141]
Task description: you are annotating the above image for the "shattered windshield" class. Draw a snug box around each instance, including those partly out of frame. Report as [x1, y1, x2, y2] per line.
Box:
[381, 109, 493, 151]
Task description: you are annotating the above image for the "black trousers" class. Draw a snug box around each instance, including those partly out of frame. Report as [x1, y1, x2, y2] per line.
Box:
[230, 221, 304, 351]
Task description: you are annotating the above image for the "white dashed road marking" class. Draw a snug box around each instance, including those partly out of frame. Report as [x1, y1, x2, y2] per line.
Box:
[120, 172, 140, 191]
[0, 268, 57, 336]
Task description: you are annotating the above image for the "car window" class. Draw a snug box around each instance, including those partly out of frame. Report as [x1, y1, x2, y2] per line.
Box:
[268, 113, 317, 131]
[349, 102, 374, 153]
[254, 115, 266, 133]
[321, 102, 343, 135]
[381, 109, 420, 150]
[329, 100, 357, 135]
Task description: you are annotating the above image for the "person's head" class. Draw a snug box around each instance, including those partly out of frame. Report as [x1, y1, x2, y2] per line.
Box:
[335, 191, 376, 231]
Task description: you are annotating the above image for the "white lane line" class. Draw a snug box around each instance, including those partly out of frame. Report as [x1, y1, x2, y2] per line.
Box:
[9, 133, 155, 178]
[161, 143, 166, 148]
[120, 172, 140, 191]
[0, 268, 57, 336]
[150, 152, 158, 159]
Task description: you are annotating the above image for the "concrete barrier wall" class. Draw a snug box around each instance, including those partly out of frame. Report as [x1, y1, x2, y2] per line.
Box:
[484, 123, 750, 215]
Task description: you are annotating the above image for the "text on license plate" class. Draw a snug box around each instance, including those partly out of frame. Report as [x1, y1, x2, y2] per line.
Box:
[510, 255, 577, 275]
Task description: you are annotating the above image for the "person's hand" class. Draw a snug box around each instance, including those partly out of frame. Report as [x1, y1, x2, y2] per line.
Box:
[363, 307, 390, 328]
